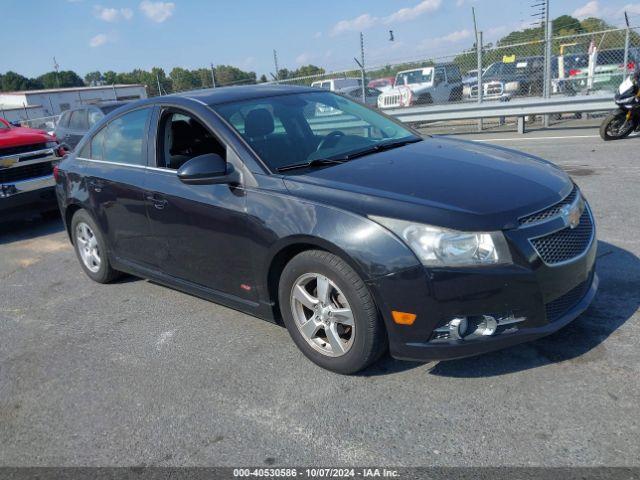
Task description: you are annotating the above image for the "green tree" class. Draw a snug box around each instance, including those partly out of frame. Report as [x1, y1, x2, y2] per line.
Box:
[37, 70, 84, 88]
[0, 71, 42, 92]
[103, 71, 118, 84]
[214, 65, 256, 86]
[169, 67, 199, 92]
[84, 71, 103, 85]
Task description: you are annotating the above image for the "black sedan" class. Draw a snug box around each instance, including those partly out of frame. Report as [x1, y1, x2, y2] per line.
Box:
[54, 85, 597, 374]
[54, 102, 128, 151]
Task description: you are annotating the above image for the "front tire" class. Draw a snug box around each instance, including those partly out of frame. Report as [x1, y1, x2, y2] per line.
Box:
[600, 110, 634, 141]
[71, 209, 120, 283]
[279, 250, 387, 374]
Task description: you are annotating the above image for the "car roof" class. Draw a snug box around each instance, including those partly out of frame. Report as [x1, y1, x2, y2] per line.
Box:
[63, 101, 128, 113]
[175, 84, 318, 105]
[396, 67, 434, 74]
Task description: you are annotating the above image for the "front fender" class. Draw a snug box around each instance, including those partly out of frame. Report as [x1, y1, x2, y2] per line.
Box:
[245, 185, 421, 314]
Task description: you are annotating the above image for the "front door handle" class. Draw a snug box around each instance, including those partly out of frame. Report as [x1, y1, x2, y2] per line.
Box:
[145, 193, 168, 210]
[88, 179, 104, 192]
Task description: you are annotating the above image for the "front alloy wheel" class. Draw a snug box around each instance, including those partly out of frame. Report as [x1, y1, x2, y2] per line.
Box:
[279, 250, 387, 374]
[290, 273, 355, 357]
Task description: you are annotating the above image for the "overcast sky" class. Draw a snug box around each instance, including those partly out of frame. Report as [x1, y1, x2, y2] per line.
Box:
[1, 0, 638, 78]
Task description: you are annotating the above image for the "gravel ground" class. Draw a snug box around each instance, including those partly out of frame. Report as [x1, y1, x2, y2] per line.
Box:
[0, 126, 638, 467]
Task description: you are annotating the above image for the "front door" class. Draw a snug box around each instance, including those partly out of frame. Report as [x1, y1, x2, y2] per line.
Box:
[144, 107, 257, 302]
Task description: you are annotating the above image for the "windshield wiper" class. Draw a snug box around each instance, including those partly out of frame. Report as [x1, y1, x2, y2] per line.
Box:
[276, 158, 346, 172]
[275, 137, 422, 172]
[342, 137, 423, 161]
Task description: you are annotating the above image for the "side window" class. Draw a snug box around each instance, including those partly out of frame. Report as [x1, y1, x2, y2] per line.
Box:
[89, 127, 106, 160]
[446, 65, 462, 82]
[102, 108, 151, 166]
[69, 109, 88, 130]
[88, 109, 103, 127]
[58, 111, 70, 128]
[159, 110, 226, 170]
[434, 68, 446, 85]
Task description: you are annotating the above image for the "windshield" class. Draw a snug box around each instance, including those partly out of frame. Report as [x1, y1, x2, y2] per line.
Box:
[0, 119, 10, 129]
[395, 69, 432, 85]
[213, 91, 420, 172]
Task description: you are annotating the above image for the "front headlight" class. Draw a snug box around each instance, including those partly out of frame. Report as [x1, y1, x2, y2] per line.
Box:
[45, 141, 58, 149]
[370, 216, 512, 267]
[504, 81, 520, 92]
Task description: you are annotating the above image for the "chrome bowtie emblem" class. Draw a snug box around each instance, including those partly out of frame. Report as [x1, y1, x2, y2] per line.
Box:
[560, 200, 583, 229]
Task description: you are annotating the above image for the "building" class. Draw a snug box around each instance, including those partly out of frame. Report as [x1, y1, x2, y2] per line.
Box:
[0, 84, 148, 124]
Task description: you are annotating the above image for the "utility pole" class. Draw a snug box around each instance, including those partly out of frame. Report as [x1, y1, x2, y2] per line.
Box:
[210, 63, 217, 88]
[156, 72, 163, 96]
[543, 0, 552, 127]
[53, 57, 60, 88]
[359, 32, 366, 102]
[273, 50, 280, 82]
[472, 7, 483, 131]
[623, 11, 631, 79]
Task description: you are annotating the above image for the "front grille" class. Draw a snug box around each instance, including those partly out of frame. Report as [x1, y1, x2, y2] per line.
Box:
[519, 186, 578, 226]
[0, 143, 47, 157]
[545, 272, 593, 322]
[0, 161, 53, 184]
[382, 94, 401, 107]
[470, 82, 503, 98]
[530, 209, 594, 265]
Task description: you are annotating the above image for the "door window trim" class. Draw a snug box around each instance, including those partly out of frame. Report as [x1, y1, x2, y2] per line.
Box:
[154, 105, 229, 170]
[78, 105, 154, 166]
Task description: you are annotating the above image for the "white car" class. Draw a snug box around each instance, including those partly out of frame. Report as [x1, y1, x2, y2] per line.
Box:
[311, 78, 361, 91]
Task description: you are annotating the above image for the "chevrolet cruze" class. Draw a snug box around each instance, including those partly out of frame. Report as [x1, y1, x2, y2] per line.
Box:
[55, 85, 597, 374]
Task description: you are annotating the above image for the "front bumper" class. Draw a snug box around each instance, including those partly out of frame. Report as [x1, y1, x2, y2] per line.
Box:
[367, 210, 598, 362]
[0, 174, 56, 216]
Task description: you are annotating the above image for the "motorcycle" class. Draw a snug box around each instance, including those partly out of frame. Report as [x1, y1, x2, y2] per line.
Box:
[600, 71, 640, 141]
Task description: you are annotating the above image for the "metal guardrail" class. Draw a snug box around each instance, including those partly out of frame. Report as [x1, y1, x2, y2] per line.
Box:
[384, 94, 614, 133]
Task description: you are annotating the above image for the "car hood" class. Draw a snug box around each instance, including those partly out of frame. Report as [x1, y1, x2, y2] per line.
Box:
[283, 136, 573, 231]
[0, 127, 54, 149]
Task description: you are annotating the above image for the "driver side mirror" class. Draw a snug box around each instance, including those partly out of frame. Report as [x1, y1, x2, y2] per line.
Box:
[177, 153, 241, 186]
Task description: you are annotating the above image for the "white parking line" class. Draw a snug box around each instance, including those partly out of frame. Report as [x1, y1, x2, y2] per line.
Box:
[473, 135, 600, 142]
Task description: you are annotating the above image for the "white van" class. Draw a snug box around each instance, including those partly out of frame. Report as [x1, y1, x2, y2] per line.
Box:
[311, 78, 362, 91]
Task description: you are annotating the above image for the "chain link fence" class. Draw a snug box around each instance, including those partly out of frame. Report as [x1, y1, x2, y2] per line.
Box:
[15, 115, 61, 131]
[271, 26, 639, 117]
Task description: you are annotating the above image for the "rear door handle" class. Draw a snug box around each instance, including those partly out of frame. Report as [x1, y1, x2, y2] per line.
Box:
[145, 193, 168, 210]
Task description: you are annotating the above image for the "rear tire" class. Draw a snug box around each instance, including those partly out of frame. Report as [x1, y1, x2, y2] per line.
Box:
[71, 209, 120, 283]
[600, 110, 634, 141]
[278, 250, 387, 374]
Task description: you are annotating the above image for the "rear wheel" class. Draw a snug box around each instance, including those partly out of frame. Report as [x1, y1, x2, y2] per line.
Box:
[600, 110, 634, 141]
[71, 209, 120, 283]
[279, 250, 387, 374]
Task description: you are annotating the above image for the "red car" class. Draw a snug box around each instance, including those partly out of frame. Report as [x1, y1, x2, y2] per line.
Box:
[0, 117, 65, 220]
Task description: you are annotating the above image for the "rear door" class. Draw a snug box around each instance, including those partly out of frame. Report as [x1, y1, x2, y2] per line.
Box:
[432, 66, 449, 103]
[77, 106, 156, 267]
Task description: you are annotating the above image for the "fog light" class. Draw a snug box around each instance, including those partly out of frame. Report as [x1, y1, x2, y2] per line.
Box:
[448, 317, 468, 340]
[471, 315, 498, 337]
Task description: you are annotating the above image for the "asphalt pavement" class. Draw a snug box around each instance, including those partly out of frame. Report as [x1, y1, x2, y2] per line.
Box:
[1, 126, 639, 467]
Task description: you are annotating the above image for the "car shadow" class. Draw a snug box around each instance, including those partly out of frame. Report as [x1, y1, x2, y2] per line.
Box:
[362, 241, 639, 378]
[0, 212, 65, 245]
